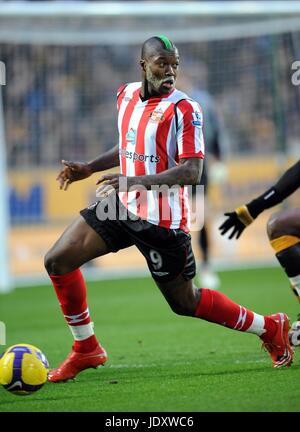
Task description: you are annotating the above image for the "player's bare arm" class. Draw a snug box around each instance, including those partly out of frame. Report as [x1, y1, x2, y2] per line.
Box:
[219, 159, 300, 239]
[87, 144, 120, 174]
[56, 144, 120, 191]
[96, 157, 203, 196]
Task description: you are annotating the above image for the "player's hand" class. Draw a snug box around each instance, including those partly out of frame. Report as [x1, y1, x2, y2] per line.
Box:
[218, 211, 247, 240]
[96, 174, 142, 198]
[56, 160, 93, 191]
[96, 173, 125, 198]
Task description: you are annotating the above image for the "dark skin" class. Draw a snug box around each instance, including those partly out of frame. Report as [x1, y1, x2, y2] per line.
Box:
[267, 208, 300, 240]
[46, 42, 202, 317]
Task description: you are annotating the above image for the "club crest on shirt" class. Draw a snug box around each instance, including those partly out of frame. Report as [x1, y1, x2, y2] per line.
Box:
[149, 108, 164, 123]
[191, 111, 203, 127]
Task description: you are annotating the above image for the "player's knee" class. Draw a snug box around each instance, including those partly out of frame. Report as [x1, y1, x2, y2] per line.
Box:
[168, 300, 194, 317]
[169, 303, 185, 316]
[44, 249, 69, 275]
[267, 212, 287, 240]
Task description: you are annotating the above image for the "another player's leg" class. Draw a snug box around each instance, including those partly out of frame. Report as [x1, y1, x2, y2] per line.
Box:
[155, 276, 293, 368]
[45, 215, 110, 382]
[267, 207, 300, 346]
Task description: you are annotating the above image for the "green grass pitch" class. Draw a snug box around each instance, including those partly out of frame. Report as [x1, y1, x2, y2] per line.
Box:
[0, 266, 299, 412]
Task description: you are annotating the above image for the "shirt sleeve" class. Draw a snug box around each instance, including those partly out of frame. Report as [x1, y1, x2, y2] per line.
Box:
[117, 83, 128, 111]
[117, 83, 127, 98]
[176, 99, 205, 159]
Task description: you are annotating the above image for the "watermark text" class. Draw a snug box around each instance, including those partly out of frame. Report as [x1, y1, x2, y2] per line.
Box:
[291, 61, 300, 86]
[0, 61, 6, 86]
[95, 179, 205, 232]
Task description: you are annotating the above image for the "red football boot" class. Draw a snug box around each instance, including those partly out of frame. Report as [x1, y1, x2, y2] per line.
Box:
[48, 344, 108, 382]
[261, 313, 293, 368]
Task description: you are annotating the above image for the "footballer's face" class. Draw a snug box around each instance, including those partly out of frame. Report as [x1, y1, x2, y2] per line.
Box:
[141, 48, 179, 95]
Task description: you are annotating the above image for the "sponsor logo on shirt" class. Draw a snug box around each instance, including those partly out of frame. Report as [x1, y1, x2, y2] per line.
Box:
[191, 111, 203, 127]
[120, 148, 160, 163]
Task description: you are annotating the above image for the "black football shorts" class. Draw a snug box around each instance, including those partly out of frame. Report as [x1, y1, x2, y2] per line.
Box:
[80, 197, 196, 283]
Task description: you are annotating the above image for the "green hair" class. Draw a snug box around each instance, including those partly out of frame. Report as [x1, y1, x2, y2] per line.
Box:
[157, 35, 174, 50]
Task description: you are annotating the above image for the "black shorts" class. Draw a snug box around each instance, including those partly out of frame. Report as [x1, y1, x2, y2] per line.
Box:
[80, 198, 196, 283]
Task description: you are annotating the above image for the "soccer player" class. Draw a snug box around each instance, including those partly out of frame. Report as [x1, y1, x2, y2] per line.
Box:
[219, 159, 300, 345]
[45, 36, 293, 383]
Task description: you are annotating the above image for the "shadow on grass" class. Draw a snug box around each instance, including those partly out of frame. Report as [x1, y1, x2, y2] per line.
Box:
[77, 361, 298, 385]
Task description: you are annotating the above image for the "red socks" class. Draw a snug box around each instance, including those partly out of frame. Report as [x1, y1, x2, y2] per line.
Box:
[195, 288, 277, 339]
[49, 270, 277, 353]
[50, 269, 99, 353]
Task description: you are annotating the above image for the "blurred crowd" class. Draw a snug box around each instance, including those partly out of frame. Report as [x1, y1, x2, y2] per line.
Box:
[1, 33, 300, 167]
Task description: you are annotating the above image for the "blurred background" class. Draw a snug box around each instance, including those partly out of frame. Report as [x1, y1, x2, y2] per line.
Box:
[1, 0, 300, 291]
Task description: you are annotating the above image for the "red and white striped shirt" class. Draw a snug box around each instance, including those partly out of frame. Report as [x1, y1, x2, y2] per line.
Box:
[117, 82, 205, 233]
